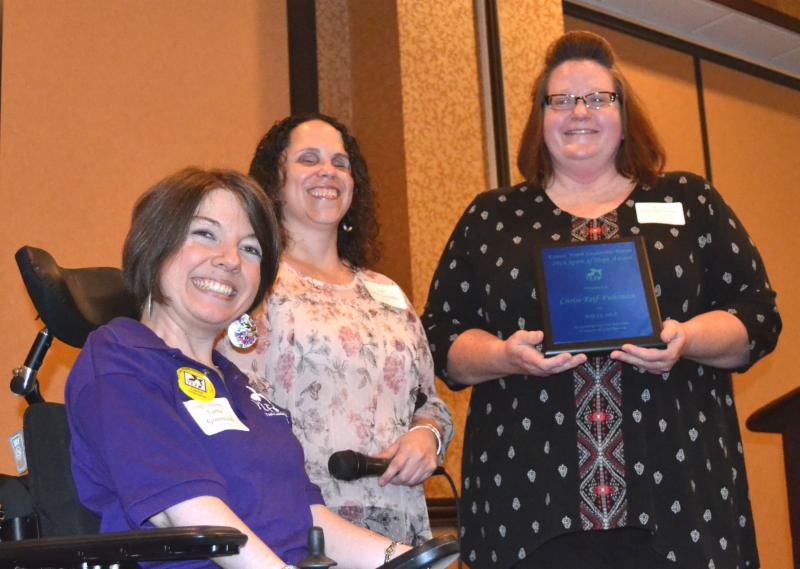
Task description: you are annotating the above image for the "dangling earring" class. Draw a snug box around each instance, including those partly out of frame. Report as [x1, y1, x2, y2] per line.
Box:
[145, 294, 153, 319]
[340, 218, 353, 233]
[228, 314, 257, 349]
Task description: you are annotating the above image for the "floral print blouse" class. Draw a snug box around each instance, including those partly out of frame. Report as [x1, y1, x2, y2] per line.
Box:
[220, 261, 454, 544]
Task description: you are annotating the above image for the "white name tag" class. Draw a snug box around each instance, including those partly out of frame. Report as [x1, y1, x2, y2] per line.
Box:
[184, 398, 250, 435]
[635, 202, 685, 225]
[363, 280, 408, 310]
[8, 431, 27, 474]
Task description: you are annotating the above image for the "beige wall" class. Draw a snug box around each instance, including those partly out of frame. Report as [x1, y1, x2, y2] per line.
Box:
[0, 0, 290, 474]
[500, 1, 564, 184]
[703, 61, 800, 568]
[316, 0, 353, 128]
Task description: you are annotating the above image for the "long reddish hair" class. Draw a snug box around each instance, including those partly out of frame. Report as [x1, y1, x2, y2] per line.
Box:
[517, 31, 665, 188]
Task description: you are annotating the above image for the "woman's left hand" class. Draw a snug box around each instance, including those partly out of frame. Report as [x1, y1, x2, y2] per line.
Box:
[610, 319, 686, 374]
[375, 429, 439, 487]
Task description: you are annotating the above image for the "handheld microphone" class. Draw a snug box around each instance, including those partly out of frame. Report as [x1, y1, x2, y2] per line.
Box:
[328, 450, 445, 481]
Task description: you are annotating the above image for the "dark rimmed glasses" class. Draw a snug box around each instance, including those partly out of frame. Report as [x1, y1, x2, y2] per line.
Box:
[544, 91, 618, 111]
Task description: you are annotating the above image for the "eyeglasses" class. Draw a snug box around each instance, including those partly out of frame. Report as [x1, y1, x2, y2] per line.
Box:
[544, 91, 618, 111]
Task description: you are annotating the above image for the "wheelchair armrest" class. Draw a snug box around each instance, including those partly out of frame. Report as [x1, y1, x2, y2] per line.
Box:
[0, 525, 247, 569]
[378, 535, 459, 569]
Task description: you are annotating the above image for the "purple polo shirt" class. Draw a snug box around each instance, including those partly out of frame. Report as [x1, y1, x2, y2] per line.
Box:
[66, 317, 324, 568]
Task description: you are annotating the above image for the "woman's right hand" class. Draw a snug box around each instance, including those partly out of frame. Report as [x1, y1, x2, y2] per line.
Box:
[503, 330, 587, 376]
[447, 328, 587, 385]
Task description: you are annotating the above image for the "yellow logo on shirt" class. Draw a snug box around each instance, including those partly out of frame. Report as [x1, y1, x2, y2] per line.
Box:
[177, 367, 216, 402]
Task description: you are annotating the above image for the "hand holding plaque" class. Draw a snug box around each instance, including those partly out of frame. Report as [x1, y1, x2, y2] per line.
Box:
[534, 237, 665, 356]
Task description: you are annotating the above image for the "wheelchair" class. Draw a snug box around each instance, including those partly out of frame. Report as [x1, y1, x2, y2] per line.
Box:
[1, 246, 458, 569]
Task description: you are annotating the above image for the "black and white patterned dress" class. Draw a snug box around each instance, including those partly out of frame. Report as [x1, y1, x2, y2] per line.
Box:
[422, 172, 781, 569]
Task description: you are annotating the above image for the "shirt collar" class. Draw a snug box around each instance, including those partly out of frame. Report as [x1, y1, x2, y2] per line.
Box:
[108, 317, 175, 350]
[108, 317, 240, 378]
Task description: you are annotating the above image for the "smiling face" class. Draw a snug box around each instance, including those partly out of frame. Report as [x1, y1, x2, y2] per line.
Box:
[543, 59, 622, 176]
[154, 189, 262, 336]
[280, 119, 354, 240]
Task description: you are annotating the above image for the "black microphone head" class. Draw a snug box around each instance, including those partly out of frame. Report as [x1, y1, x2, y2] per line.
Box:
[328, 450, 360, 481]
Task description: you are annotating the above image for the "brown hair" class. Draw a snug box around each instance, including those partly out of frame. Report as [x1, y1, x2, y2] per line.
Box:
[122, 167, 281, 315]
[249, 113, 380, 268]
[517, 31, 665, 187]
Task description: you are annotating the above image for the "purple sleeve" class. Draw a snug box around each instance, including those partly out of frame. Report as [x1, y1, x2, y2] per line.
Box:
[67, 333, 229, 527]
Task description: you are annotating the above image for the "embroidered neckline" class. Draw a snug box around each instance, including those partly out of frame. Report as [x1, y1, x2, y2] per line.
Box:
[540, 180, 642, 221]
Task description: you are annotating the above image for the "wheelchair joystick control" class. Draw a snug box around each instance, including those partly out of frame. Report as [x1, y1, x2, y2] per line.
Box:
[10, 327, 52, 403]
[298, 526, 337, 568]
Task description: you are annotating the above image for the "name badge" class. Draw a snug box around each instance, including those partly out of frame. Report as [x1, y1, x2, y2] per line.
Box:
[363, 280, 408, 310]
[635, 202, 685, 225]
[184, 398, 250, 435]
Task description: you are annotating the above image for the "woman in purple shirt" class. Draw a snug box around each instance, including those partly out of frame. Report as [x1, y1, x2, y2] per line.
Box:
[66, 168, 418, 569]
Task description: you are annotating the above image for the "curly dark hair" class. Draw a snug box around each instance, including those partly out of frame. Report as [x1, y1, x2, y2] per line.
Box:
[517, 31, 665, 188]
[249, 113, 380, 268]
[123, 167, 281, 316]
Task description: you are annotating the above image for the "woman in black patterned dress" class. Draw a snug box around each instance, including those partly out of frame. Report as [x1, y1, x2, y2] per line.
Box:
[423, 31, 781, 569]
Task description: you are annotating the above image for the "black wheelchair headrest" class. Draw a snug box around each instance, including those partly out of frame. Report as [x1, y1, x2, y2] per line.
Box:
[16, 246, 139, 348]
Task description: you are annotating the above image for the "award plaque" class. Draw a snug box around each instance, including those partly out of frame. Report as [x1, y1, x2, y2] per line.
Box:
[534, 236, 664, 356]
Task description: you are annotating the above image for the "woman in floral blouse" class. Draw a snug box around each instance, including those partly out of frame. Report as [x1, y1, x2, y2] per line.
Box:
[423, 31, 780, 568]
[220, 113, 453, 545]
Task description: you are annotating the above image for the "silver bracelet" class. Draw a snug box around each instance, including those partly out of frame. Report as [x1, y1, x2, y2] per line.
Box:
[385, 540, 400, 563]
[410, 424, 443, 456]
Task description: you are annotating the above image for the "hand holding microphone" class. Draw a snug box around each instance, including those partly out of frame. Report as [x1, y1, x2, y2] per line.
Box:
[328, 450, 393, 480]
[329, 450, 445, 479]
[328, 427, 444, 486]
